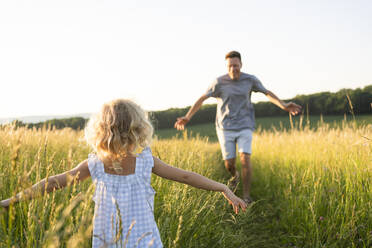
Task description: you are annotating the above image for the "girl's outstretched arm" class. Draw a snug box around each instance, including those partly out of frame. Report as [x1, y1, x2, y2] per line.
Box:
[152, 156, 247, 214]
[0, 160, 90, 208]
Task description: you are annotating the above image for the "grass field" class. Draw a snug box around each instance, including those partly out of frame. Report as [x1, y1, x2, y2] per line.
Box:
[155, 114, 372, 141]
[0, 119, 371, 247]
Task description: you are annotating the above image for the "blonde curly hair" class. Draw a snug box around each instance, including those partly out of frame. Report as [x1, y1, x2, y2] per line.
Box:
[85, 99, 153, 159]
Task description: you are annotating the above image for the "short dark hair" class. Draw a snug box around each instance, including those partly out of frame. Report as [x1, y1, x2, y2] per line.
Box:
[225, 51, 241, 61]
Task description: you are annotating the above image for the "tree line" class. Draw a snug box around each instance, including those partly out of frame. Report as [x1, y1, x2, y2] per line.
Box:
[4, 85, 371, 130]
[8, 117, 88, 130]
[151, 85, 371, 129]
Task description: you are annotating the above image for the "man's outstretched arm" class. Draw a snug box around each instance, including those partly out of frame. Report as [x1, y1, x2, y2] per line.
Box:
[174, 94, 210, 130]
[265, 91, 302, 115]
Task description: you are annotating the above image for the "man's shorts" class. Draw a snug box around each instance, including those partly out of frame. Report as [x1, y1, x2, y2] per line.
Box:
[216, 128, 253, 160]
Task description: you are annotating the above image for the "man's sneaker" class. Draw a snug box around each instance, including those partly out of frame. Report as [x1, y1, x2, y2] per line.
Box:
[243, 196, 254, 205]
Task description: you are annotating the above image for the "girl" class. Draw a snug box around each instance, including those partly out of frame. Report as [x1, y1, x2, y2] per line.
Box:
[0, 99, 246, 247]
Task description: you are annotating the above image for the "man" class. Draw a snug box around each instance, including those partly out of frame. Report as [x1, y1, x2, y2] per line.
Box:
[174, 51, 301, 204]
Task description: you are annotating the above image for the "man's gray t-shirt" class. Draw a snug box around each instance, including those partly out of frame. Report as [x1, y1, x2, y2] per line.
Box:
[205, 72, 268, 131]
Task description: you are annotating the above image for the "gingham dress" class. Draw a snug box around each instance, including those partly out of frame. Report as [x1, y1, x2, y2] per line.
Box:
[88, 147, 163, 248]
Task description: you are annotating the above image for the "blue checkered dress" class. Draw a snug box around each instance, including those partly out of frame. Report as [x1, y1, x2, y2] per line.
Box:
[88, 147, 163, 247]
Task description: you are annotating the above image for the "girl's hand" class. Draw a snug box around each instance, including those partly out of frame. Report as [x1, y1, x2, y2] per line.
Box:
[222, 186, 247, 214]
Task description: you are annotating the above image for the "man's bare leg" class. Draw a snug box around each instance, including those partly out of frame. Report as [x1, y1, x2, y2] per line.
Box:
[224, 158, 239, 190]
[239, 152, 252, 201]
[224, 158, 236, 176]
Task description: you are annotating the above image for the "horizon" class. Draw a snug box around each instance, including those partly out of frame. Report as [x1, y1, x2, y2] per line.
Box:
[1, 83, 370, 124]
[1, 1, 371, 119]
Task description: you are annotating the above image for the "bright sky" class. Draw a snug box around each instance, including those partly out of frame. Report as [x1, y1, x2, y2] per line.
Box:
[0, 0, 371, 118]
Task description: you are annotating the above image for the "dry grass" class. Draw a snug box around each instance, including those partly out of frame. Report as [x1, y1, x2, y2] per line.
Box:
[0, 122, 371, 247]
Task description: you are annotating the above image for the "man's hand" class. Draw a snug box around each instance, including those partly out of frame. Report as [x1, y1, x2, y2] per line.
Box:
[266, 91, 302, 116]
[173, 94, 208, 130]
[174, 117, 189, 130]
[284, 102, 302, 116]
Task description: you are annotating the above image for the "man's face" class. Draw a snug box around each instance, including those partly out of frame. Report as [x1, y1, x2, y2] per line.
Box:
[226, 57, 242, 80]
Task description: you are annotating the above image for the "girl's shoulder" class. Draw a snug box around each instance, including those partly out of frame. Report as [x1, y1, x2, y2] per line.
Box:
[88, 153, 98, 159]
[87, 153, 104, 179]
[88, 153, 101, 164]
[136, 147, 154, 171]
[137, 146, 152, 157]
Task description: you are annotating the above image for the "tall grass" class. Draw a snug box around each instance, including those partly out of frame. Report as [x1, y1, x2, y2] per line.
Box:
[0, 122, 371, 247]
[252, 124, 371, 247]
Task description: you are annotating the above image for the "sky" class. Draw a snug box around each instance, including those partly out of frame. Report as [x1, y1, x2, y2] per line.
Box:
[0, 0, 371, 118]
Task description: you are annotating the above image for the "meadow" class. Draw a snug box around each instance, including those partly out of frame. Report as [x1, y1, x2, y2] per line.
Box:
[0, 118, 371, 247]
[155, 114, 372, 141]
